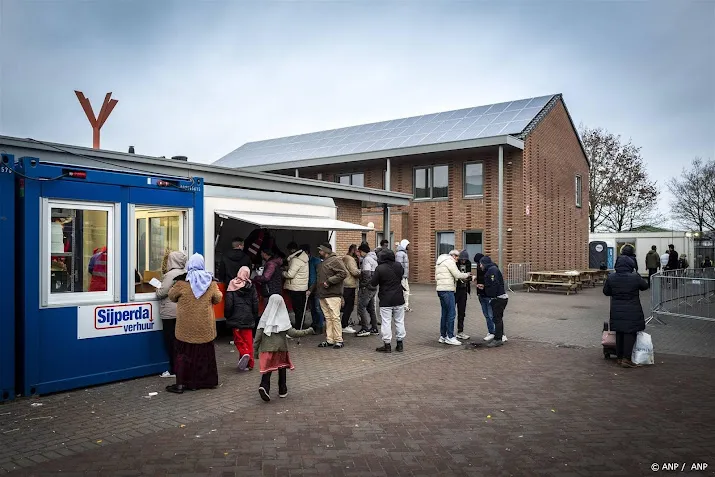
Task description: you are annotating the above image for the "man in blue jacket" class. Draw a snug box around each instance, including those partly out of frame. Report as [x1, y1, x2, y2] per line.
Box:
[477, 256, 508, 348]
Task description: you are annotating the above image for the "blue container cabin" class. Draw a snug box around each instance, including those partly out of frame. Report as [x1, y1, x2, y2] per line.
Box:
[15, 157, 203, 396]
[0, 153, 15, 401]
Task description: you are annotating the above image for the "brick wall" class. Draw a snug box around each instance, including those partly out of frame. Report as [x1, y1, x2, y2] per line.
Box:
[334, 199, 363, 255]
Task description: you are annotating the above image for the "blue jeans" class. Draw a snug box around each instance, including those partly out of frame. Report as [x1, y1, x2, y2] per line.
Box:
[478, 295, 495, 334]
[310, 294, 325, 328]
[438, 291, 456, 339]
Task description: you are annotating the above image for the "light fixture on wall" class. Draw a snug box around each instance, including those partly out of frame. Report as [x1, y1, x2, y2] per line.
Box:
[367, 222, 375, 229]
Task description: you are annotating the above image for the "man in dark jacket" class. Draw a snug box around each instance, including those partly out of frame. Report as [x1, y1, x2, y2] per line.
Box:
[309, 243, 348, 349]
[645, 245, 660, 285]
[356, 243, 379, 337]
[474, 253, 497, 342]
[666, 244, 680, 289]
[603, 255, 649, 368]
[455, 250, 472, 340]
[217, 237, 252, 286]
[478, 256, 508, 348]
[371, 249, 406, 353]
[253, 248, 284, 297]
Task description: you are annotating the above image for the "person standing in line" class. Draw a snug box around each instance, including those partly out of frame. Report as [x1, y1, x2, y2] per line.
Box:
[166, 253, 223, 394]
[224, 266, 259, 371]
[356, 243, 380, 337]
[667, 244, 680, 289]
[620, 243, 638, 274]
[678, 254, 689, 270]
[155, 250, 187, 378]
[283, 242, 310, 329]
[254, 295, 314, 402]
[702, 256, 713, 268]
[253, 248, 284, 297]
[395, 239, 411, 312]
[341, 244, 361, 334]
[660, 249, 670, 270]
[309, 242, 348, 349]
[473, 253, 498, 342]
[375, 239, 390, 255]
[455, 250, 472, 340]
[645, 245, 661, 285]
[217, 237, 252, 286]
[435, 249, 471, 346]
[371, 248, 406, 353]
[603, 255, 649, 368]
[303, 244, 325, 335]
[477, 256, 509, 348]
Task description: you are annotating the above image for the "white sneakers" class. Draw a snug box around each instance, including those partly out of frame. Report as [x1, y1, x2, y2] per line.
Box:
[445, 337, 462, 346]
[160, 371, 175, 378]
[456, 332, 470, 340]
[483, 333, 508, 342]
[438, 336, 446, 344]
[343, 326, 357, 334]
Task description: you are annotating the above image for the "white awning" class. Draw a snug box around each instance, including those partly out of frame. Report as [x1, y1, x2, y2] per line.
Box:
[216, 210, 373, 232]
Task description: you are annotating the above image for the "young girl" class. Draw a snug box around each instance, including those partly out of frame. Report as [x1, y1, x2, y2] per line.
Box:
[224, 266, 258, 371]
[253, 295, 313, 401]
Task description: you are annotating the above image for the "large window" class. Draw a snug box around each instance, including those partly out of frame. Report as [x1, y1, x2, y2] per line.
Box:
[414, 165, 448, 200]
[130, 206, 190, 299]
[42, 199, 119, 306]
[464, 162, 484, 197]
[437, 231, 455, 256]
[337, 173, 364, 187]
[575, 174, 583, 208]
[464, 231, 483, 270]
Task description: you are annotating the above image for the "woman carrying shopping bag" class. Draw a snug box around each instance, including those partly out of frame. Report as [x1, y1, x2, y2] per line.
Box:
[603, 254, 649, 368]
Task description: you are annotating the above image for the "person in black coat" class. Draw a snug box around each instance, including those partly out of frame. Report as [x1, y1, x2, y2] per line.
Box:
[217, 237, 252, 286]
[224, 266, 259, 371]
[603, 255, 649, 368]
[370, 249, 406, 353]
[455, 250, 472, 340]
[474, 253, 496, 341]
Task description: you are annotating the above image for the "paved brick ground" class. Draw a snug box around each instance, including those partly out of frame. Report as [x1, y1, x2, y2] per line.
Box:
[1, 287, 714, 476]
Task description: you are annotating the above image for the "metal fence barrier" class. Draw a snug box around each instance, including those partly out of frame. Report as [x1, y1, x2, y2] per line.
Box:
[506, 263, 531, 292]
[649, 268, 715, 324]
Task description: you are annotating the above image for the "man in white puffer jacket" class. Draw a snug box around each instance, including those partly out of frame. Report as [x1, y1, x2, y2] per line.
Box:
[435, 249, 471, 345]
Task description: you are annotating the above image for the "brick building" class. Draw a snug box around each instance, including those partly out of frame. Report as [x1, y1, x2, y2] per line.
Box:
[216, 94, 590, 283]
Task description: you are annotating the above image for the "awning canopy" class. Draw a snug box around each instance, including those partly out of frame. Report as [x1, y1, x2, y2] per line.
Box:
[216, 210, 373, 232]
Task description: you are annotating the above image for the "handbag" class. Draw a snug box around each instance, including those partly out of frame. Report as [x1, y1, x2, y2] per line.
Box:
[601, 322, 616, 347]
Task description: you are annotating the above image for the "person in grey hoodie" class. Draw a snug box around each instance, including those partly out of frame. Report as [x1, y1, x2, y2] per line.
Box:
[155, 251, 187, 378]
[356, 243, 380, 337]
[395, 239, 411, 311]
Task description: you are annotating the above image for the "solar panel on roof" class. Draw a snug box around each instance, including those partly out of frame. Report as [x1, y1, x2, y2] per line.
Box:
[214, 94, 556, 168]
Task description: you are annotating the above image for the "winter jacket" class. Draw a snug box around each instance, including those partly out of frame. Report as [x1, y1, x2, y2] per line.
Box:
[395, 241, 409, 279]
[283, 250, 309, 291]
[253, 256, 284, 296]
[603, 256, 649, 333]
[456, 261, 472, 293]
[342, 255, 361, 288]
[359, 251, 379, 290]
[310, 252, 348, 299]
[480, 256, 506, 298]
[473, 253, 486, 296]
[435, 254, 469, 292]
[702, 259, 713, 268]
[217, 248, 252, 285]
[253, 327, 312, 358]
[667, 250, 679, 270]
[224, 283, 259, 329]
[645, 250, 661, 270]
[678, 257, 689, 269]
[169, 278, 222, 344]
[370, 249, 405, 307]
[308, 256, 321, 287]
[155, 252, 187, 320]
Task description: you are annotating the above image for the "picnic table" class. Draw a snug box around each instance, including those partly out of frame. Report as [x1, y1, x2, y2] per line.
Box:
[523, 271, 582, 295]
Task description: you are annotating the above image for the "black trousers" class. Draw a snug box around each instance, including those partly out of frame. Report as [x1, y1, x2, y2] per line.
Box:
[648, 268, 657, 285]
[289, 290, 307, 329]
[616, 332, 637, 360]
[161, 319, 176, 374]
[490, 298, 508, 341]
[260, 368, 287, 395]
[456, 288, 468, 333]
[341, 287, 357, 328]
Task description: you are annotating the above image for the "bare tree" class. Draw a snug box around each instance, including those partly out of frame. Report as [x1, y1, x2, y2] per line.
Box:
[580, 126, 659, 232]
[667, 158, 715, 232]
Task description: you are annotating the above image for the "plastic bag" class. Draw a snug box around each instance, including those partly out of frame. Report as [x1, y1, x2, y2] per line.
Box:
[632, 331, 654, 365]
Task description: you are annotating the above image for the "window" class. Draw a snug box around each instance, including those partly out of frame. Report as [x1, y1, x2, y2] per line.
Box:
[414, 165, 448, 199]
[437, 232, 455, 256]
[337, 173, 364, 187]
[575, 174, 583, 208]
[130, 206, 191, 299]
[42, 199, 119, 306]
[464, 231, 483, 270]
[464, 162, 484, 197]
[361, 232, 367, 244]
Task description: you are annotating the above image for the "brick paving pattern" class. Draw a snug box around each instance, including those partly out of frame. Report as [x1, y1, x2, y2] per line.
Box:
[1, 287, 714, 476]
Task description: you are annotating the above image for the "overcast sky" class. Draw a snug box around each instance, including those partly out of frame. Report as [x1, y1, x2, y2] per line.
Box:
[1, 0, 713, 218]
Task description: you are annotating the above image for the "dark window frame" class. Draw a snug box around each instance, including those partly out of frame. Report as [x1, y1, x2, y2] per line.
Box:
[413, 165, 449, 200]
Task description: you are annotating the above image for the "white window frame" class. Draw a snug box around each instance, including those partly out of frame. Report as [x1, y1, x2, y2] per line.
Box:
[128, 205, 193, 302]
[41, 198, 121, 308]
[575, 174, 583, 208]
[414, 165, 449, 200]
[463, 161, 484, 198]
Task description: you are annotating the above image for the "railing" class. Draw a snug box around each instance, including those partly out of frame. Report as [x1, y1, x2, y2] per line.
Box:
[649, 268, 715, 324]
[506, 263, 531, 292]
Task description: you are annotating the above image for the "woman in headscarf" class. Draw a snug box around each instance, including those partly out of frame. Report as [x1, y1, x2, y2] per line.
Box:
[155, 250, 187, 378]
[167, 253, 223, 394]
[253, 295, 314, 402]
[224, 266, 258, 371]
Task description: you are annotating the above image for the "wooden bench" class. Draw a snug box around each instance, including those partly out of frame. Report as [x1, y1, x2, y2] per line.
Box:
[523, 280, 579, 295]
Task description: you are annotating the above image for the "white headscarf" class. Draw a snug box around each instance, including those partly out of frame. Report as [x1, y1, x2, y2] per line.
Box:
[256, 294, 292, 336]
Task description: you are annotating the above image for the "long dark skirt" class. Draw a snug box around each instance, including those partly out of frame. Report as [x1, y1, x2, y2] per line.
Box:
[174, 339, 218, 389]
